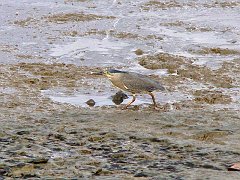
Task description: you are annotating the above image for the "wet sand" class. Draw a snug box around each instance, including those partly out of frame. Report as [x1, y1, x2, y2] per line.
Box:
[1, 0, 240, 179]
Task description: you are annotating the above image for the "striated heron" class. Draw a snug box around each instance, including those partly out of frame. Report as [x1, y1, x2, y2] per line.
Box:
[104, 69, 165, 109]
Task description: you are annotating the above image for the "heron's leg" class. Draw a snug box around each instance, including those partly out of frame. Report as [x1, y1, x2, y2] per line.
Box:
[149, 92, 157, 107]
[123, 94, 136, 109]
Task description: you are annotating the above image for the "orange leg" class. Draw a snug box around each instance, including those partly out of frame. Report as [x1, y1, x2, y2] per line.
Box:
[149, 92, 157, 107]
[122, 94, 136, 109]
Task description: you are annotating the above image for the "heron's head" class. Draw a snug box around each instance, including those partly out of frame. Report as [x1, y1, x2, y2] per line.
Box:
[103, 69, 126, 78]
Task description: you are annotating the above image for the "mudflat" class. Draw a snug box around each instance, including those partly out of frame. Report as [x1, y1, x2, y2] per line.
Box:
[1, 0, 240, 179]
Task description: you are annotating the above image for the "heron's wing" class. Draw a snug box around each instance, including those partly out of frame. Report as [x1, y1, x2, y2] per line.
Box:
[121, 72, 165, 93]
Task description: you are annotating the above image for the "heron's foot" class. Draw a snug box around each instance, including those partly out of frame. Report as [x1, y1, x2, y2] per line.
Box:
[121, 105, 129, 110]
[121, 105, 140, 110]
[149, 104, 161, 111]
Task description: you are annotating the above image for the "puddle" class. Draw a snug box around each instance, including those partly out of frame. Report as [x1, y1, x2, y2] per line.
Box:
[0, 87, 18, 94]
[50, 37, 132, 66]
[50, 37, 129, 57]
[42, 89, 192, 108]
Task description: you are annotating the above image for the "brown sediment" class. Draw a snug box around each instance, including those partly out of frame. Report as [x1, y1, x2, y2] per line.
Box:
[0, 45, 19, 53]
[193, 90, 232, 104]
[64, 0, 88, 2]
[47, 13, 115, 23]
[190, 47, 240, 55]
[13, 13, 115, 27]
[13, 17, 36, 27]
[138, 52, 193, 74]
[0, 63, 104, 90]
[138, 52, 235, 88]
[203, 1, 240, 8]
[62, 29, 164, 41]
[177, 64, 234, 88]
[161, 21, 212, 32]
[142, 0, 240, 11]
[219, 59, 240, 86]
[63, 29, 107, 37]
[15, 54, 43, 60]
[191, 131, 230, 142]
[142, 0, 183, 10]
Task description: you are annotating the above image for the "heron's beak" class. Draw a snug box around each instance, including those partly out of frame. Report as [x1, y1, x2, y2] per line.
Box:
[90, 71, 104, 75]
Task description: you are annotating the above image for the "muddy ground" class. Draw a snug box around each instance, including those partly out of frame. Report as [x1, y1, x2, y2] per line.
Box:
[1, 61, 240, 179]
[1, 0, 240, 179]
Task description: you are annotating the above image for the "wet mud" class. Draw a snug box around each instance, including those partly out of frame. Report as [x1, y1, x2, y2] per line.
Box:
[1, 0, 240, 179]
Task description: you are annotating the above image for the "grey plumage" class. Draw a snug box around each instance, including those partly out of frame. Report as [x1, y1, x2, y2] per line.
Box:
[119, 71, 165, 93]
[104, 69, 165, 109]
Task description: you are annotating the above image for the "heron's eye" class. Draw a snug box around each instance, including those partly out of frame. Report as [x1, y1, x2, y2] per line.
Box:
[104, 71, 111, 76]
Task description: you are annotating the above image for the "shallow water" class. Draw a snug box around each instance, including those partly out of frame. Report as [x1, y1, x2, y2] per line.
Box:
[1, 0, 239, 66]
[42, 89, 191, 107]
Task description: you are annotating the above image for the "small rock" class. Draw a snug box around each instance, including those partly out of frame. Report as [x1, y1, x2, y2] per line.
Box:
[134, 171, 149, 177]
[93, 168, 102, 176]
[16, 131, 30, 135]
[134, 49, 144, 55]
[86, 99, 95, 107]
[53, 134, 65, 141]
[112, 91, 128, 105]
[28, 157, 49, 164]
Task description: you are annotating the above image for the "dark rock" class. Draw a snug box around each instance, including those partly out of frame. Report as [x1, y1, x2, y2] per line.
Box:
[65, 141, 81, 146]
[134, 171, 149, 177]
[0, 168, 8, 176]
[22, 173, 40, 178]
[135, 49, 144, 55]
[86, 99, 96, 107]
[54, 134, 65, 141]
[93, 168, 102, 176]
[28, 157, 49, 164]
[111, 91, 128, 105]
[16, 131, 30, 135]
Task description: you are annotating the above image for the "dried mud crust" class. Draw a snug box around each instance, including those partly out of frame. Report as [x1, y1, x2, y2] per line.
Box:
[138, 52, 237, 88]
[62, 29, 164, 41]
